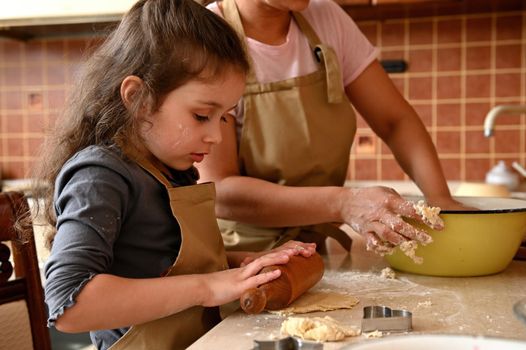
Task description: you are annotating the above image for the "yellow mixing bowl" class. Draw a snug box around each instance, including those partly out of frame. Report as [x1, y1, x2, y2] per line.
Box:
[385, 197, 526, 277]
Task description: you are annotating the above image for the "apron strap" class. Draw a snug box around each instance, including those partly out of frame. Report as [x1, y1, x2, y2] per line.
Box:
[222, 0, 344, 104]
[119, 143, 174, 189]
[137, 158, 173, 188]
[222, 0, 257, 84]
[291, 12, 322, 47]
[292, 13, 344, 104]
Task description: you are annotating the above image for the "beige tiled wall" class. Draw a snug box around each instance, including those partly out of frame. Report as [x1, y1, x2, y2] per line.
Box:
[0, 38, 96, 178]
[350, 11, 526, 181]
[0, 10, 525, 181]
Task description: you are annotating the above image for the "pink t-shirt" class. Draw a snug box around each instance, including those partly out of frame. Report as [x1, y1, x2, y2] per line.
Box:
[208, 0, 377, 86]
[207, 0, 378, 128]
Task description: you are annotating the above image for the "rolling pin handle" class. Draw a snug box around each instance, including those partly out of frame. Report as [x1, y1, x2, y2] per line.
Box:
[240, 288, 267, 314]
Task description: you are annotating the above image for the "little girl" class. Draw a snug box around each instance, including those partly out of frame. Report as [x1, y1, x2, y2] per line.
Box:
[35, 0, 316, 349]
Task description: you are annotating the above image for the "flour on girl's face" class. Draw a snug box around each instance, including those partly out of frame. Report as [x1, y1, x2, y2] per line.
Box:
[139, 71, 246, 171]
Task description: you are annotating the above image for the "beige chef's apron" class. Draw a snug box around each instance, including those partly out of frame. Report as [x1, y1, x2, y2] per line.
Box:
[109, 150, 228, 350]
[220, 0, 357, 252]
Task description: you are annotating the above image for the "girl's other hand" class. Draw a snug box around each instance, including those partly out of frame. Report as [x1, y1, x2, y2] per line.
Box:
[239, 241, 316, 267]
[272, 240, 316, 258]
[200, 250, 297, 307]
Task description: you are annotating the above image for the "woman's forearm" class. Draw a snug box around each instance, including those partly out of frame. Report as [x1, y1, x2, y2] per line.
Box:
[346, 60, 452, 203]
[213, 175, 344, 227]
[385, 115, 452, 201]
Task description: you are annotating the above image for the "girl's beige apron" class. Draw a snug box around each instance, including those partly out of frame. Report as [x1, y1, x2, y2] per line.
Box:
[220, 0, 357, 252]
[109, 152, 228, 350]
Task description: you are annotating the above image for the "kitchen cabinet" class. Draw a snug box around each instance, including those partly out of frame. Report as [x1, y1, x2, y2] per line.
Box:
[337, 0, 525, 20]
[1, 0, 524, 40]
[336, 0, 370, 5]
[0, 22, 117, 41]
[335, 0, 457, 4]
[0, 0, 133, 40]
[373, 0, 454, 3]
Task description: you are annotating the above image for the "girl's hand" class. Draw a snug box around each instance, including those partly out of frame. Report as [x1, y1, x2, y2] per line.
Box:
[239, 241, 316, 267]
[200, 249, 298, 307]
[339, 186, 443, 252]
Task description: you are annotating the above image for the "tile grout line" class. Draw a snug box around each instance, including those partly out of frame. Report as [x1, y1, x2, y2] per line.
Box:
[22, 39, 30, 178]
[0, 40, 5, 179]
[459, 16, 467, 180]
[488, 12, 497, 167]
[376, 20, 383, 181]
[521, 11, 526, 169]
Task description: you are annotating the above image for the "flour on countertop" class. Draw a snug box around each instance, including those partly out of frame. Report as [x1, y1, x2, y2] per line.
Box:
[417, 301, 432, 308]
[380, 267, 396, 279]
[363, 330, 383, 338]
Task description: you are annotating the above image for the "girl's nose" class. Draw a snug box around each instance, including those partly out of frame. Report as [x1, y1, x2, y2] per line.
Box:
[203, 121, 222, 144]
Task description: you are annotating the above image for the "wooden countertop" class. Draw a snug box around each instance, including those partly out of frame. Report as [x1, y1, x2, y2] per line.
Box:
[188, 229, 526, 350]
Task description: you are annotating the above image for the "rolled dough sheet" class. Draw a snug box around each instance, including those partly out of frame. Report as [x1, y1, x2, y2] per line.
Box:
[269, 291, 360, 316]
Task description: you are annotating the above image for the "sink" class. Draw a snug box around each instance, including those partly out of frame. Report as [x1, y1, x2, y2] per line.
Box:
[511, 192, 526, 200]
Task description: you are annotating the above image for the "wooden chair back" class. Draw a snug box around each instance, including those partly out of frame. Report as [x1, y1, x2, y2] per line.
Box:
[0, 191, 51, 350]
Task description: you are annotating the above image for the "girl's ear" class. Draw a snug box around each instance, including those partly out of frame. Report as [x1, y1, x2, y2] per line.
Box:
[120, 75, 143, 108]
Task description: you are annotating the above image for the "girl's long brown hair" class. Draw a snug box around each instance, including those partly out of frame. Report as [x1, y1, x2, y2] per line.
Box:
[31, 0, 249, 246]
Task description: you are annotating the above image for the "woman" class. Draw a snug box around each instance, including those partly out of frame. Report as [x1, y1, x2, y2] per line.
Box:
[198, 0, 463, 253]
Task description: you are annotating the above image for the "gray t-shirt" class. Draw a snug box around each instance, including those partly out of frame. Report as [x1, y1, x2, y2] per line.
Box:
[44, 144, 197, 350]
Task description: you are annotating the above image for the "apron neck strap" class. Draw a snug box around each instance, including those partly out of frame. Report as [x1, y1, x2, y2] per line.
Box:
[222, 0, 342, 103]
[222, 0, 321, 82]
[118, 142, 174, 188]
[291, 12, 321, 50]
[293, 12, 343, 103]
[222, 0, 257, 83]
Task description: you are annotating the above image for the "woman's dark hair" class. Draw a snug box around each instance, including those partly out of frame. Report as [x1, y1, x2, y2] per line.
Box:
[31, 0, 249, 245]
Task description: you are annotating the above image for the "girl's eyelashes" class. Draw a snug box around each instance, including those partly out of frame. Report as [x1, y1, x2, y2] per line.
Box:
[194, 113, 228, 123]
[194, 114, 210, 122]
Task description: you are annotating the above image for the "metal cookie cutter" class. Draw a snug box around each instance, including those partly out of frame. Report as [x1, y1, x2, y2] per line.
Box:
[361, 305, 412, 333]
[253, 337, 323, 350]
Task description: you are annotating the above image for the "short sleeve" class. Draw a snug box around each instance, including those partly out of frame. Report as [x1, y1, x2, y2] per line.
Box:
[302, 0, 379, 87]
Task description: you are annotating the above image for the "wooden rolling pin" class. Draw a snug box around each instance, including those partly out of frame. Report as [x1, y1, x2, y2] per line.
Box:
[240, 252, 324, 314]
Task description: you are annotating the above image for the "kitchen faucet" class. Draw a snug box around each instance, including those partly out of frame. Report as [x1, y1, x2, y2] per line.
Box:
[483, 104, 526, 137]
[483, 104, 526, 180]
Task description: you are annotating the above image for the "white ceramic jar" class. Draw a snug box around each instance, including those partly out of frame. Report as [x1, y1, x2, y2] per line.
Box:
[485, 160, 520, 191]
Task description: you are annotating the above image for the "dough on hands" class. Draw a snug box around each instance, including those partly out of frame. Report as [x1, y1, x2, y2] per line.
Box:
[399, 240, 423, 265]
[281, 316, 361, 342]
[413, 200, 441, 228]
[268, 291, 359, 316]
[393, 200, 441, 265]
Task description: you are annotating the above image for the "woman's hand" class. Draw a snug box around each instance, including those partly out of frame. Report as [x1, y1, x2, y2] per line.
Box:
[426, 196, 479, 211]
[200, 249, 300, 307]
[338, 186, 444, 253]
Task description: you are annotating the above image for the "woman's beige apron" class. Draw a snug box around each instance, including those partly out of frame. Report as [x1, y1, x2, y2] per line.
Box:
[109, 151, 228, 350]
[220, 0, 357, 252]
